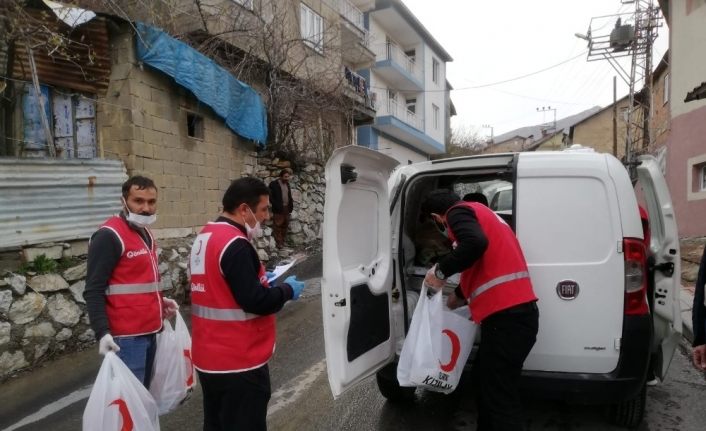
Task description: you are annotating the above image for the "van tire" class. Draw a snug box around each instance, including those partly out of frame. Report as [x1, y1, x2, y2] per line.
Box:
[376, 371, 415, 402]
[608, 384, 646, 429]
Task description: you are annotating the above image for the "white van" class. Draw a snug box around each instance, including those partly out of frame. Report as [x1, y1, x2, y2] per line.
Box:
[321, 146, 682, 428]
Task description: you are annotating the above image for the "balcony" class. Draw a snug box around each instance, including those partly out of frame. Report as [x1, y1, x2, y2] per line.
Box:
[370, 92, 444, 155]
[338, 0, 375, 66]
[372, 42, 423, 91]
[343, 67, 375, 124]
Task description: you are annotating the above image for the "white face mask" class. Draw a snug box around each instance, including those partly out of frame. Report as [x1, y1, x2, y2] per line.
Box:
[245, 206, 263, 240]
[123, 198, 157, 228]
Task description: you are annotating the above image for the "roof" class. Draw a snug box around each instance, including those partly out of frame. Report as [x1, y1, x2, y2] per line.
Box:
[492, 106, 603, 143]
[374, 0, 453, 62]
[685, 82, 706, 103]
[526, 130, 564, 151]
[570, 96, 630, 129]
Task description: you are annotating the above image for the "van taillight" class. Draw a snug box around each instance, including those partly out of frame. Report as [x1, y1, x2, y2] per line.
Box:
[623, 238, 648, 315]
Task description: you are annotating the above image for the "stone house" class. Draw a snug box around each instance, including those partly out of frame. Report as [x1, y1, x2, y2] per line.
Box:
[567, 95, 634, 159]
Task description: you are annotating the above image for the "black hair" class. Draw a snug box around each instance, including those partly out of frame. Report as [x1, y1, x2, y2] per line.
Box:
[462, 192, 488, 207]
[222, 177, 270, 213]
[421, 189, 461, 217]
[122, 176, 156, 198]
[279, 168, 293, 177]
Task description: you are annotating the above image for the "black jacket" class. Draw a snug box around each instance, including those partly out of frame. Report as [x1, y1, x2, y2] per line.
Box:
[693, 244, 706, 346]
[269, 179, 293, 215]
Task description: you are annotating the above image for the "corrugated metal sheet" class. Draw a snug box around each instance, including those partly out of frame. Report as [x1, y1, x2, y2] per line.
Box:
[11, 9, 111, 94]
[0, 158, 127, 249]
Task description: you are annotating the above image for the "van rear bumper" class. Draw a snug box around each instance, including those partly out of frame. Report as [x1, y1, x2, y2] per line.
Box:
[519, 314, 652, 404]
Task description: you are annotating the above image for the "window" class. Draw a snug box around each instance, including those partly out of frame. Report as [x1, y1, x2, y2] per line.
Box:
[432, 104, 439, 129]
[186, 113, 204, 139]
[17, 83, 97, 158]
[701, 165, 706, 192]
[300, 3, 324, 53]
[432, 58, 439, 84]
[663, 73, 670, 105]
[232, 0, 253, 9]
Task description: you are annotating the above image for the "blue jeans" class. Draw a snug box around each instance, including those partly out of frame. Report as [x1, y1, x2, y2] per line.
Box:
[115, 334, 157, 388]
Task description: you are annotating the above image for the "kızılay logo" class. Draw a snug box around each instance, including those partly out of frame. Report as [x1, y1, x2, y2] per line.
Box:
[126, 249, 148, 259]
[108, 398, 134, 431]
[439, 328, 461, 372]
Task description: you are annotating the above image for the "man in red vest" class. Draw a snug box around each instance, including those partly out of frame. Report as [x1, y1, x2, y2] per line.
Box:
[190, 177, 305, 431]
[422, 189, 539, 431]
[84, 176, 178, 387]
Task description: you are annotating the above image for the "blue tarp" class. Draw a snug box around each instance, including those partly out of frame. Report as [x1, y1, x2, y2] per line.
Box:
[135, 23, 268, 145]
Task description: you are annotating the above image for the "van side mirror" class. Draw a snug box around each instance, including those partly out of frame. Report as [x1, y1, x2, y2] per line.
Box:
[341, 164, 357, 184]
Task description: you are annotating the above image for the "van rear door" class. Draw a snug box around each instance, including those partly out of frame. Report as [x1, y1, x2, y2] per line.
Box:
[516, 152, 626, 373]
[322, 146, 399, 398]
[637, 155, 682, 380]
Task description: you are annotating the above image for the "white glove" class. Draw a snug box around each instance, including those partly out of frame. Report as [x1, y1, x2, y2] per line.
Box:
[99, 334, 120, 355]
[163, 297, 179, 319]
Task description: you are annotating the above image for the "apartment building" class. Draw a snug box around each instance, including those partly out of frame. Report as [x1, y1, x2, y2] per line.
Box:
[352, 0, 453, 164]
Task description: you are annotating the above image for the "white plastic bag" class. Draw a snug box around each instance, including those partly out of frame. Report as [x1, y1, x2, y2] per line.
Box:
[83, 351, 160, 431]
[149, 312, 196, 415]
[397, 284, 476, 394]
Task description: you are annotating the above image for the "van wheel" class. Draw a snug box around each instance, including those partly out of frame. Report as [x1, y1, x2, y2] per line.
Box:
[376, 370, 415, 402]
[608, 384, 646, 429]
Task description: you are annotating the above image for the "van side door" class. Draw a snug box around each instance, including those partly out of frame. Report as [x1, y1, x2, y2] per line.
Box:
[637, 155, 682, 380]
[322, 146, 399, 398]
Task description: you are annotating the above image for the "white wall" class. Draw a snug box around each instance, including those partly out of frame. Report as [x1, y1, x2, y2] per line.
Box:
[422, 44, 447, 145]
[671, 1, 706, 118]
[377, 135, 428, 165]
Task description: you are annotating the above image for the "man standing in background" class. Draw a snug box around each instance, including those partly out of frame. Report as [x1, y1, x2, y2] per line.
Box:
[269, 168, 294, 247]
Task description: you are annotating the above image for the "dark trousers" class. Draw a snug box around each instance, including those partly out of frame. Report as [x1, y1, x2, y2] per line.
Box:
[198, 365, 271, 431]
[272, 213, 289, 247]
[475, 302, 539, 431]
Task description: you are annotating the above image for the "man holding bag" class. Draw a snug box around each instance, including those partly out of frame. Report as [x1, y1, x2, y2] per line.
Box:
[422, 189, 539, 431]
[189, 177, 305, 431]
[84, 176, 178, 387]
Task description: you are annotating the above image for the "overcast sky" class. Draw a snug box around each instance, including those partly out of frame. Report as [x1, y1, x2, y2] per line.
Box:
[401, 0, 669, 139]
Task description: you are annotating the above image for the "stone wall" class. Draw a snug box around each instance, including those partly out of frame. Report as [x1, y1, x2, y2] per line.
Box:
[249, 155, 326, 261]
[0, 238, 192, 381]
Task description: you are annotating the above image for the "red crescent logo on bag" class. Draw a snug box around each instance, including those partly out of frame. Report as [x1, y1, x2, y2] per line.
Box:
[184, 349, 194, 386]
[439, 329, 461, 372]
[109, 398, 134, 431]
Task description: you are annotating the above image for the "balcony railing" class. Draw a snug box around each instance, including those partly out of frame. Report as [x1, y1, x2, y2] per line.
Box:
[344, 66, 374, 109]
[338, 0, 371, 48]
[374, 92, 424, 131]
[372, 43, 423, 83]
[339, 0, 365, 32]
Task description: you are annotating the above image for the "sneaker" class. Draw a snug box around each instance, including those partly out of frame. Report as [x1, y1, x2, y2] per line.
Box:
[646, 377, 660, 386]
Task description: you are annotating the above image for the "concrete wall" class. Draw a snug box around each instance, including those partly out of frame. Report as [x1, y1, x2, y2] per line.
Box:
[97, 25, 256, 235]
[651, 66, 671, 150]
[422, 44, 446, 145]
[377, 135, 426, 165]
[665, 0, 706, 237]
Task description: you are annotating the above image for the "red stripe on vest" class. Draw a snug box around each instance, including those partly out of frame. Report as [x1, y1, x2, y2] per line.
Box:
[446, 202, 537, 323]
[102, 216, 162, 336]
[190, 222, 276, 372]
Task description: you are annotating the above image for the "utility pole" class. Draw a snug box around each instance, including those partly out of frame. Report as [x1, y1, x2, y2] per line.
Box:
[536, 106, 557, 134]
[575, 0, 661, 171]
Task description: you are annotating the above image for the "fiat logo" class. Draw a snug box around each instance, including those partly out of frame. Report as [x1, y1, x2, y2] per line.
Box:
[556, 280, 579, 300]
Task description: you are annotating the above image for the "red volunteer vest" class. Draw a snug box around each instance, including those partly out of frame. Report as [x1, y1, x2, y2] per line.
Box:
[447, 202, 537, 323]
[100, 216, 162, 336]
[190, 222, 276, 373]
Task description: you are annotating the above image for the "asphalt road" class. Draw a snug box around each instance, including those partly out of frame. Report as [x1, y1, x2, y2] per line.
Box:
[2, 278, 706, 431]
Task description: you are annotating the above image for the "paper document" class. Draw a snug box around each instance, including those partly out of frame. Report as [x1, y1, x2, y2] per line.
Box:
[267, 254, 306, 283]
